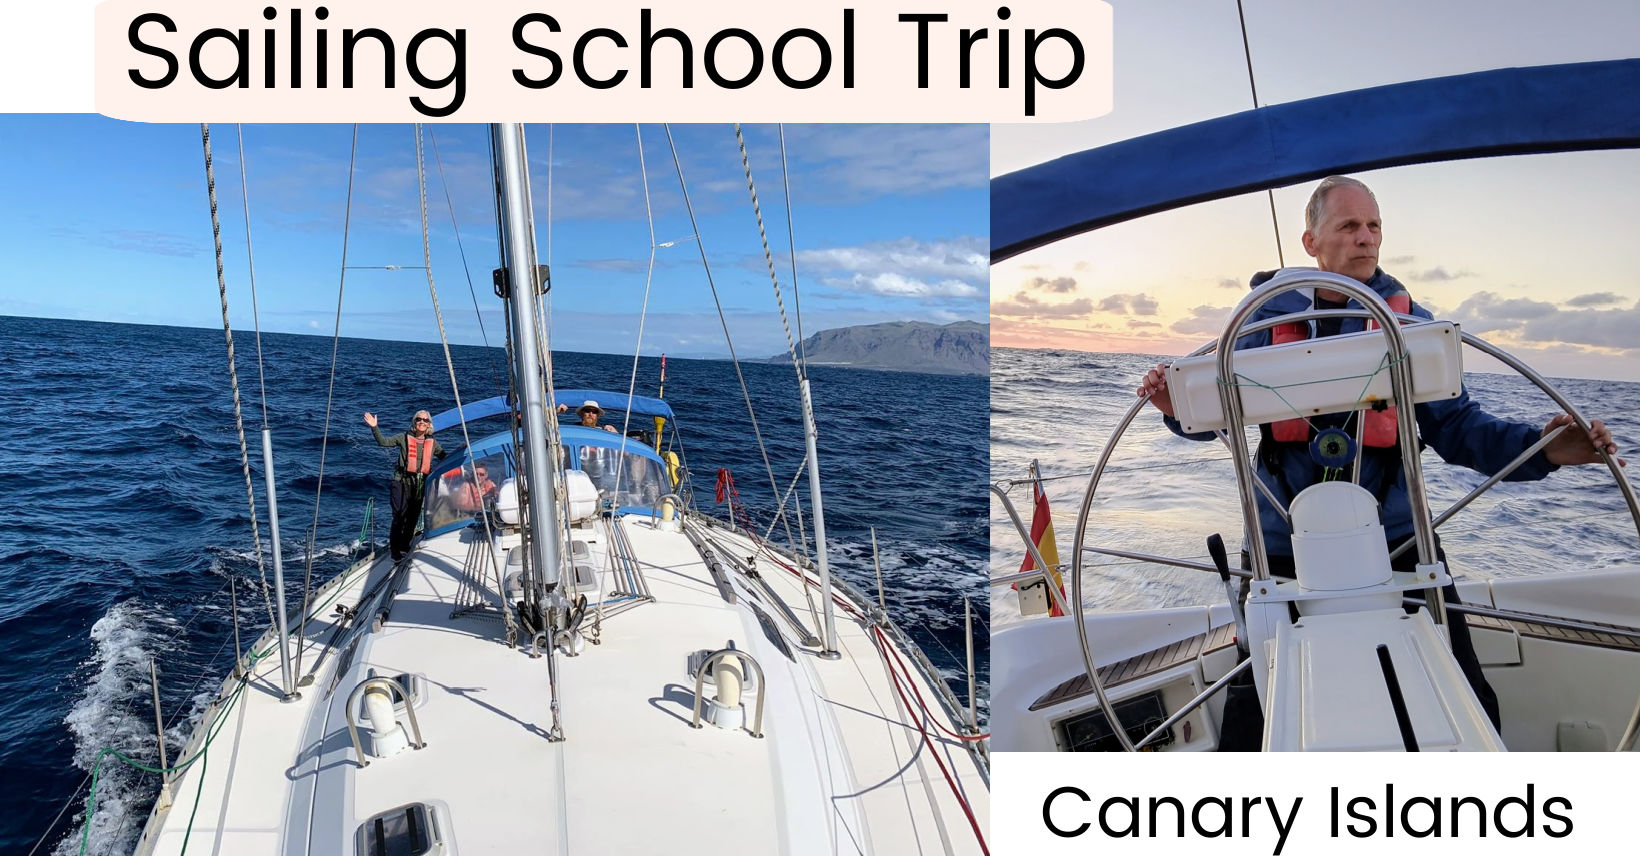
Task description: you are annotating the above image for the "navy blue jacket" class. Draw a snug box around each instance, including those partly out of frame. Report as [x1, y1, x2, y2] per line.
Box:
[1163, 268, 1556, 556]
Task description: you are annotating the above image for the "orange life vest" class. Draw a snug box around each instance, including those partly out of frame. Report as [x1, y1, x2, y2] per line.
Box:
[405, 435, 435, 475]
[1267, 292, 1412, 446]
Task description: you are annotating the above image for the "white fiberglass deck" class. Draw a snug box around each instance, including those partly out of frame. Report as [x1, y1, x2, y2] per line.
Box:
[138, 513, 986, 855]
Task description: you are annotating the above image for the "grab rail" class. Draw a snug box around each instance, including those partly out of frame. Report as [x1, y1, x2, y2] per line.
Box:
[691, 649, 767, 738]
[344, 676, 426, 767]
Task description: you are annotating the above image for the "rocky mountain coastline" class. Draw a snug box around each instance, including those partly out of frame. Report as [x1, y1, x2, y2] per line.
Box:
[769, 320, 988, 375]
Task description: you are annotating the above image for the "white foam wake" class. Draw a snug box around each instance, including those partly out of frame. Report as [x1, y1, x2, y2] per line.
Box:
[54, 600, 181, 856]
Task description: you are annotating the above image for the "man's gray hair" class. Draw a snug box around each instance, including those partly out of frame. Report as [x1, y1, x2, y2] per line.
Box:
[1305, 175, 1377, 232]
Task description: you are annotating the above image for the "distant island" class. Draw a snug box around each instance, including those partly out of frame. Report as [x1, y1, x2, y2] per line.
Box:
[769, 320, 988, 375]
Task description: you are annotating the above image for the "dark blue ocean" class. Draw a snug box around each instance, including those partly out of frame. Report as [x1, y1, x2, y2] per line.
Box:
[0, 314, 988, 855]
[991, 347, 1640, 621]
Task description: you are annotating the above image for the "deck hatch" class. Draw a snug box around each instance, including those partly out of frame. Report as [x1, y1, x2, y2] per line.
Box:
[358, 802, 442, 856]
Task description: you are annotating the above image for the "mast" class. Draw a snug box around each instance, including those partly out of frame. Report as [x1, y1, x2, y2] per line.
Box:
[490, 124, 564, 595]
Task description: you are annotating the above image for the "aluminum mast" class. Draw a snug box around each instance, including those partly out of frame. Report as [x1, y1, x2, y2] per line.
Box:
[490, 124, 565, 594]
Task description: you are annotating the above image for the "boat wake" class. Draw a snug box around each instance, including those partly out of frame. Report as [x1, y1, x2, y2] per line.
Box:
[54, 540, 360, 855]
[56, 601, 182, 856]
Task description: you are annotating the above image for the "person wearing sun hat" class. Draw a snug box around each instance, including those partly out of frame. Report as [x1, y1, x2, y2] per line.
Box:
[364, 408, 448, 561]
[557, 398, 619, 433]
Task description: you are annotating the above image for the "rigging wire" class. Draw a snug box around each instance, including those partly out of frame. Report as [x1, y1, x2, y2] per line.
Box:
[611, 123, 663, 501]
[413, 125, 511, 635]
[233, 125, 272, 428]
[25, 773, 92, 856]
[774, 125, 811, 555]
[732, 124, 806, 558]
[199, 123, 280, 642]
[426, 126, 506, 390]
[777, 125, 808, 367]
[662, 124, 793, 553]
[1235, 0, 1285, 269]
[295, 123, 360, 677]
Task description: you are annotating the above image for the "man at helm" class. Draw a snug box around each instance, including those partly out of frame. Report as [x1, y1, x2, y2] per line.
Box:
[1137, 175, 1621, 731]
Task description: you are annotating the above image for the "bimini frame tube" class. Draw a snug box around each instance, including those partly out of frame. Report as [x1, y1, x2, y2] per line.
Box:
[491, 124, 564, 592]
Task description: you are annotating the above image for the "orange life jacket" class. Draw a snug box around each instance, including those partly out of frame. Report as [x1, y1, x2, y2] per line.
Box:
[405, 435, 435, 475]
[1267, 292, 1412, 446]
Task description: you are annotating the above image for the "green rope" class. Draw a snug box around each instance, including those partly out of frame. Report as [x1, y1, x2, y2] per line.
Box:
[75, 554, 370, 854]
[79, 649, 261, 855]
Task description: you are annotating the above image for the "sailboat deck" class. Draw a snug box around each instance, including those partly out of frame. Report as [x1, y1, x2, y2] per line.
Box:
[141, 513, 985, 855]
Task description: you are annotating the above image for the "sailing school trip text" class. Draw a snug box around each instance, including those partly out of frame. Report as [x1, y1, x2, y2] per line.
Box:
[121, 5, 1091, 118]
[1042, 784, 1573, 855]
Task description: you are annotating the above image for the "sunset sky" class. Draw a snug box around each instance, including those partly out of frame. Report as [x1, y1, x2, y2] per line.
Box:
[992, 0, 1640, 381]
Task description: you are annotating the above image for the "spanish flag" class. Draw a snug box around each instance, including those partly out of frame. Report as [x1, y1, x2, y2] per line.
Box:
[1016, 460, 1068, 617]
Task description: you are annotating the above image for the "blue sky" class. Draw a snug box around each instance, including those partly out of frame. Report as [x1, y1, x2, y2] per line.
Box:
[991, 0, 1640, 381]
[0, 120, 987, 357]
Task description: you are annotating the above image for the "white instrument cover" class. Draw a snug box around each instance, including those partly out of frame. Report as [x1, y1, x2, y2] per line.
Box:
[1168, 320, 1463, 435]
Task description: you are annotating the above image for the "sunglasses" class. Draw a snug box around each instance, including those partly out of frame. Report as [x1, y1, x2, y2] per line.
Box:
[414, 417, 431, 423]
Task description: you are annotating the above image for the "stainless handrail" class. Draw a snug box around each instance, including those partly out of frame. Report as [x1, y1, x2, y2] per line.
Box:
[1213, 272, 1441, 601]
[344, 676, 426, 767]
[987, 487, 1075, 619]
[691, 649, 767, 738]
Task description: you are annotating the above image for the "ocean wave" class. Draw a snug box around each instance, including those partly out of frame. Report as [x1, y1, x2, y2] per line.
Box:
[55, 601, 183, 856]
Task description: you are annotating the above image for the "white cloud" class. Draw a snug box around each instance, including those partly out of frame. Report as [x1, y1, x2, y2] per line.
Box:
[1170, 304, 1231, 335]
[1566, 292, 1625, 308]
[1407, 266, 1475, 282]
[1522, 302, 1640, 351]
[1447, 291, 1640, 351]
[835, 272, 980, 299]
[992, 290, 1093, 319]
[1096, 292, 1160, 316]
[1027, 276, 1078, 293]
[800, 236, 986, 305]
[1448, 290, 1559, 334]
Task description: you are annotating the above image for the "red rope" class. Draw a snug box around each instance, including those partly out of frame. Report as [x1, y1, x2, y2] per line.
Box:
[874, 626, 990, 742]
[874, 625, 990, 854]
[706, 470, 988, 849]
